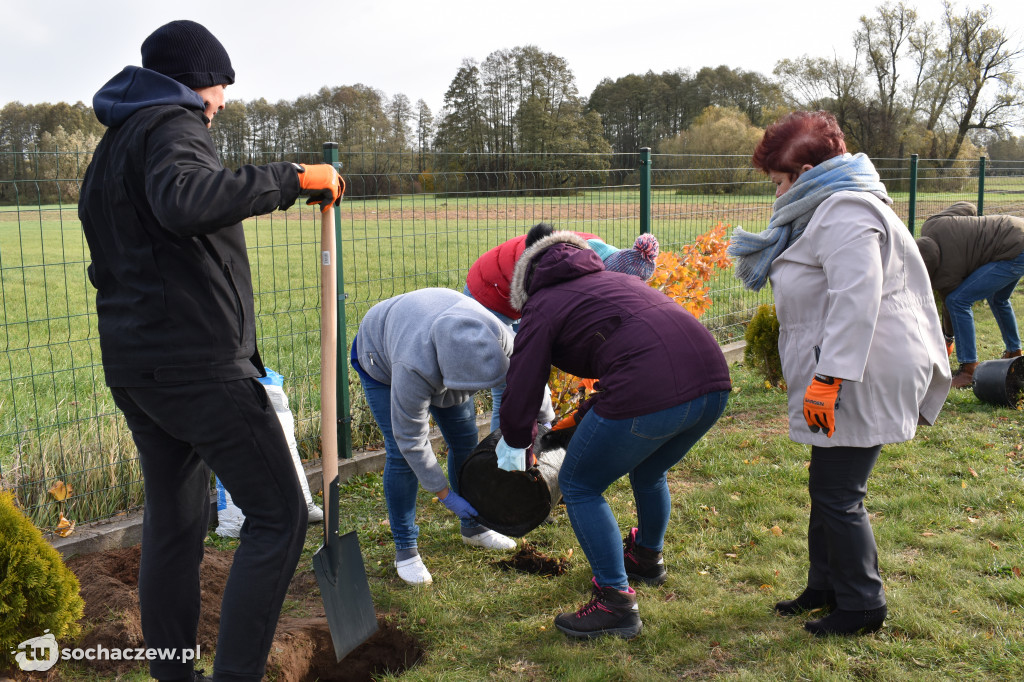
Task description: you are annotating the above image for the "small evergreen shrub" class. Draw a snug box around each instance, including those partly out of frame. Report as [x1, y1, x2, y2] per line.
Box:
[744, 304, 783, 387]
[0, 491, 84, 671]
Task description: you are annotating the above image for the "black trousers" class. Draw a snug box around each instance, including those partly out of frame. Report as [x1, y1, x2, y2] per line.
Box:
[112, 378, 307, 681]
[806, 444, 886, 610]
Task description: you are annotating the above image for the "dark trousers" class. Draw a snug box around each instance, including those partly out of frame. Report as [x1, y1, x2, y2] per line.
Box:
[806, 444, 886, 610]
[111, 379, 307, 682]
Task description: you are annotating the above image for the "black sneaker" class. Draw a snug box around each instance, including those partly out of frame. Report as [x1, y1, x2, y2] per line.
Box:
[623, 527, 667, 586]
[554, 577, 642, 639]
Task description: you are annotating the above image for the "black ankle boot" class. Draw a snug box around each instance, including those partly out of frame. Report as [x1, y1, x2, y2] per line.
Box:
[623, 527, 667, 586]
[554, 578, 643, 639]
[804, 605, 887, 636]
[774, 587, 837, 615]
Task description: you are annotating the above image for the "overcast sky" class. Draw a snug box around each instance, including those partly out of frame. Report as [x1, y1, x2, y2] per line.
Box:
[4, 0, 1024, 117]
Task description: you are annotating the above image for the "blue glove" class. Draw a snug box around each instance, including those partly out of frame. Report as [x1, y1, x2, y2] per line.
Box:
[495, 436, 527, 472]
[440, 489, 478, 520]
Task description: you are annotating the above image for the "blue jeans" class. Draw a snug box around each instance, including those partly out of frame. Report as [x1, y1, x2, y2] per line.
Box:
[558, 390, 730, 590]
[947, 250, 1024, 363]
[355, 357, 484, 550]
[463, 284, 519, 430]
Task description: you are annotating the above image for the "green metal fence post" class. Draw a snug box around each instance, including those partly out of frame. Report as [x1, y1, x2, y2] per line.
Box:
[908, 154, 918, 235]
[322, 142, 351, 459]
[639, 147, 651, 234]
[978, 156, 986, 216]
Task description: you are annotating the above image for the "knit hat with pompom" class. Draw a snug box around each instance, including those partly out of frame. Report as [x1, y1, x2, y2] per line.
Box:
[603, 233, 659, 281]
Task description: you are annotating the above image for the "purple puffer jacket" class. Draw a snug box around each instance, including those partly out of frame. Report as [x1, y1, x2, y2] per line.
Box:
[498, 232, 732, 449]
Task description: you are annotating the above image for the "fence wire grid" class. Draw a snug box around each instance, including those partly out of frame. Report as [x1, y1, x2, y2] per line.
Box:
[2, 148, 1023, 533]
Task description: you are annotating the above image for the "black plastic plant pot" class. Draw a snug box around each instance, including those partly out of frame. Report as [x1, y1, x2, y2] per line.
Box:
[972, 356, 1024, 408]
[458, 426, 574, 537]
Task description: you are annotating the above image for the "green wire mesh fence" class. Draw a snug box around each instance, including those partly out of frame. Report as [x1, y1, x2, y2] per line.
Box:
[2, 148, 1023, 532]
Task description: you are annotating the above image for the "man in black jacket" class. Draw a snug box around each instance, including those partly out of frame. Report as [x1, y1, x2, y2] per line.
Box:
[78, 20, 342, 682]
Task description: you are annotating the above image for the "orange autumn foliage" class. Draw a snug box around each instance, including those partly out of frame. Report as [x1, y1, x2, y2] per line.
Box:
[547, 222, 733, 418]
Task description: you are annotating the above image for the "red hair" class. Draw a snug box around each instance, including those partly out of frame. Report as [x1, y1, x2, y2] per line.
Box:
[751, 110, 847, 177]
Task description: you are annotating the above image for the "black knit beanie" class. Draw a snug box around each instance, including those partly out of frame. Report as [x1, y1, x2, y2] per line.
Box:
[141, 20, 235, 89]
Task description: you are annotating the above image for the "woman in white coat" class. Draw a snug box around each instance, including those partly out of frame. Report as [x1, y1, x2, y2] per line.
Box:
[729, 110, 951, 636]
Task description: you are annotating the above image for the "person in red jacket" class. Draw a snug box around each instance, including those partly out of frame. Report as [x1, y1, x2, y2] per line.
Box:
[466, 224, 659, 430]
[465, 223, 599, 429]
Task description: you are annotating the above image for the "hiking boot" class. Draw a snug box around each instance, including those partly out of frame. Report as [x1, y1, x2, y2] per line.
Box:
[1003, 349, 1023, 359]
[951, 362, 978, 389]
[554, 577, 642, 640]
[804, 605, 887, 636]
[774, 586, 837, 615]
[623, 527, 667, 586]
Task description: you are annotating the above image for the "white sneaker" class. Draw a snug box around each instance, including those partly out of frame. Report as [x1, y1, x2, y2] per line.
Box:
[306, 505, 324, 523]
[462, 529, 517, 550]
[395, 555, 433, 584]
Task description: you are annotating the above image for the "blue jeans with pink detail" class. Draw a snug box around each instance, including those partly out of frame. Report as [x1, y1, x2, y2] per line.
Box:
[558, 390, 730, 590]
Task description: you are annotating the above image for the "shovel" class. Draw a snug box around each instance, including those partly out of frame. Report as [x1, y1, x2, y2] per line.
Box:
[312, 199, 378, 661]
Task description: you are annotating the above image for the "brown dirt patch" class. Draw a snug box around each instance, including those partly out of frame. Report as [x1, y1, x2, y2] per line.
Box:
[494, 541, 571, 577]
[49, 544, 423, 681]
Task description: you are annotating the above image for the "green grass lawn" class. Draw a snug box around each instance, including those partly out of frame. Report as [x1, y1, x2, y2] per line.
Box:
[318, 337, 1024, 681]
[54, 316, 1024, 681]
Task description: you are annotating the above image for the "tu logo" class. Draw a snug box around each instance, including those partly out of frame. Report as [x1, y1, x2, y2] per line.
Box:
[11, 630, 59, 672]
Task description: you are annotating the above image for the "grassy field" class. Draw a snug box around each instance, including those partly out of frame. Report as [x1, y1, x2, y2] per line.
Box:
[46, 305, 1024, 681]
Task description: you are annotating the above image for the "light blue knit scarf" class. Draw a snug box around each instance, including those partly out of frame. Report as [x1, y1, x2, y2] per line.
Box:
[728, 153, 889, 291]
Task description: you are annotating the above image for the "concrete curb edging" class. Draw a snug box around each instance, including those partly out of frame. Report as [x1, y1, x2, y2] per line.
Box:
[51, 341, 746, 558]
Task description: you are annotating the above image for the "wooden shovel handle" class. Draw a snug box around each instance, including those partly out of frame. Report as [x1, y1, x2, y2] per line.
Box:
[320, 205, 338, 534]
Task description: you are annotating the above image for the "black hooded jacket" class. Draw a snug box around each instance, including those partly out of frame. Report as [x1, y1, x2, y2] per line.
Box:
[79, 67, 302, 386]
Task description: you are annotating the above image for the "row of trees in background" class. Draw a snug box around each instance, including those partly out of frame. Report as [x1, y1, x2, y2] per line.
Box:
[2, 1, 1023, 203]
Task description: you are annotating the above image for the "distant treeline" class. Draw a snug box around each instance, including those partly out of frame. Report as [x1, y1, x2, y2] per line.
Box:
[5, 3, 1024, 205]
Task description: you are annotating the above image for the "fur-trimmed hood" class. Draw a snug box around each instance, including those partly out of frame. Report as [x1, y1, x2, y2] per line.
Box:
[509, 231, 602, 311]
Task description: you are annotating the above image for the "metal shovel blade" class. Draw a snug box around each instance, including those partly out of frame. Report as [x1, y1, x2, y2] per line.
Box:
[313, 481, 378, 661]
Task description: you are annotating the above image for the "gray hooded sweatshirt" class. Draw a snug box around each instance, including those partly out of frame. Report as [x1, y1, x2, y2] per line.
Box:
[356, 288, 552, 492]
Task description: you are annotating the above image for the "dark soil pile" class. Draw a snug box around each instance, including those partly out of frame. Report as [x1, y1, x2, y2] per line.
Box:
[494, 541, 571, 577]
[49, 544, 423, 681]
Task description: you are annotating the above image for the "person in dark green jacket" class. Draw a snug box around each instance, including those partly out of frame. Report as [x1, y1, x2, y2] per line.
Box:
[916, 202, 1024, 388]
[78, 20, 342, 682]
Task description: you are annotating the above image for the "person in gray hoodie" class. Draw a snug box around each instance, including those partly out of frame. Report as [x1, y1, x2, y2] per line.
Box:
[352, 288, 554, 584]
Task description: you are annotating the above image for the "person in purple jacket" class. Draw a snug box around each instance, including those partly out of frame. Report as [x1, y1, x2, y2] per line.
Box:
[498, 231, 732, 640]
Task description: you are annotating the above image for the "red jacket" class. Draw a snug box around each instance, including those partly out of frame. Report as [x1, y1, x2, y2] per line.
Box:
[467, 232, 598, 321]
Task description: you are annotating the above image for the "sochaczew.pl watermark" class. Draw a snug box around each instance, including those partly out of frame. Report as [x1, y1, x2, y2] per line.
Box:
[11, 630, 200, 672]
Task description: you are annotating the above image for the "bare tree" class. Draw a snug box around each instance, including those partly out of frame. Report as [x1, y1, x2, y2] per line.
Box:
[939, 1, 1024, 163]
[854, 1, 920, 155]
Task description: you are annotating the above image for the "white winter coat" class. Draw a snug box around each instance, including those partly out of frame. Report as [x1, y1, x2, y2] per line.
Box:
[769, 191, 952, 447]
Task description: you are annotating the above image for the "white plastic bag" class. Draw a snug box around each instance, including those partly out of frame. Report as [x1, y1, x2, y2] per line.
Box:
[215, 476, 245, 538]
[215, 368, 324, 537]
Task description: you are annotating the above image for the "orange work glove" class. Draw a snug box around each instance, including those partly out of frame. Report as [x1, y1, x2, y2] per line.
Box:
[944, 335, 955, 357]
[294, 163, 344, 212]
[802, 375, 843, 438]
